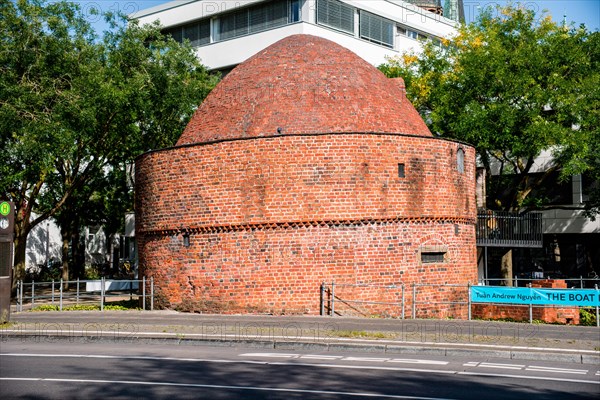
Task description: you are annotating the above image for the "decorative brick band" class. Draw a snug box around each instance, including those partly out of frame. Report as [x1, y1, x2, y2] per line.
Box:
[136, 130, 471, 161]
[140, 216, 476, 237]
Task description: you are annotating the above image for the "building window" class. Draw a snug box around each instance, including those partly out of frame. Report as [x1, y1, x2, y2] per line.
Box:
[398, 163, 405, 178]
[290, 0, 301, 22]
[457, 148, 464, 174]
[163, 19, 210, 47]
[216, 0, 295, 41]
[317, 0, 355, 35]
[406, 29, 428, 41]
[217, 8, 249, 41]
[421, 252, 445, 264]
[360, 11, 393, 48]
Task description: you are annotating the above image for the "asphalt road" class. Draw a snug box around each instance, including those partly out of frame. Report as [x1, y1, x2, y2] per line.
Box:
[1, 340, 598, 399]
[9, 311, 600, 349]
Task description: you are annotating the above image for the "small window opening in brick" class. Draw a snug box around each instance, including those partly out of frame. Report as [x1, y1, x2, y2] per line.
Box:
[421, 252, 445, 263]
[398, 163, 405, 178]
[457, 148, 465, 174]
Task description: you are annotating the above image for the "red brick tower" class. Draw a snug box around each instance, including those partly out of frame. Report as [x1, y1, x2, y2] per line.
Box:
[135, 35, 477, 317]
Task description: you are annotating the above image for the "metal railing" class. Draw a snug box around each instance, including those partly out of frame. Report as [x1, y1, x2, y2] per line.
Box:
[15, 277, 154, 312]
[320, 282, 470, 320]
[320, 282, 405, 319]
[481, 275, 600, 288]
[320, 281, 599, 326]
[476, 211, 543, 248]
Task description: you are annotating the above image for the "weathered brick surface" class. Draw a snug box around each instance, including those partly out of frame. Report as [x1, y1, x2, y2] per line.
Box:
[136, 135, 475, 231]
[178, 35, 431, 145]
[135, 35, 478, 316]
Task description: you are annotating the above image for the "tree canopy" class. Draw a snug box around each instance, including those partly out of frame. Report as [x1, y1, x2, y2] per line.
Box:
[0, 0, 219, 284]
[379, 5, 599, 215]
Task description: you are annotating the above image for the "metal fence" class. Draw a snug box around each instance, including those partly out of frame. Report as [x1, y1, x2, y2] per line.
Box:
[476, 211, 543, 248]
[320, 281, 599, 326]
[15, 277, 154, 312]
[320, 282, 470, 320]
[482, 276, 600, 288]
[320, 282, 406, 319]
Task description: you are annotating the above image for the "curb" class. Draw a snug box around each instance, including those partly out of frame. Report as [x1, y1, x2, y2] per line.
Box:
[2, 331, 598, 365]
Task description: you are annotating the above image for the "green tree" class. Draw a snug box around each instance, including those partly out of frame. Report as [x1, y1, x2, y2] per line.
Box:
[0, 0, 219, 287]
[379, 5, 599, 214]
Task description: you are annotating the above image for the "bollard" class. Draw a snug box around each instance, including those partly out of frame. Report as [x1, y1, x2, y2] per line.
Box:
[331, 281, 335, 317]
[151, 276, 154, 311]
[16, 280, 21, 312]
[412, 284, 416, 319]
[320, 282, 325, 316]
[528, 283, 533, 323]
[101, 277, 105, 311]
[401, 284, 405, 320]
[19, 280, 23, 312]
[596, 285, 599, 328]
[59, 279, 63, 311]
[467, 283, 472, 321]
[51, 280, 55, 304]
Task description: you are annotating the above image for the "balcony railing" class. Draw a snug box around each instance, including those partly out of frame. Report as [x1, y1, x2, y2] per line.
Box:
[476, 211, 543, 248]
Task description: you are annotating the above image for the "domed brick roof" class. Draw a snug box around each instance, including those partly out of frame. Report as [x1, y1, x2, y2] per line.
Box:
[177, 34, 431, 145]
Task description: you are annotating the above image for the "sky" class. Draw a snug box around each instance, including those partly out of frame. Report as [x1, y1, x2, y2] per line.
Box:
[71, 0, 599, 34]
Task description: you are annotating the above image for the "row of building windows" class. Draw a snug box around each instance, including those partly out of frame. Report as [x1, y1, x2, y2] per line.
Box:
[316, 0, 441, 48]
[162, 0, 440, 50]
[163, 0, 300, 45]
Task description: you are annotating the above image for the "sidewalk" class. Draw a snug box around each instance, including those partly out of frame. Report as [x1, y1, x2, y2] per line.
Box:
[2, 310, 599, 365]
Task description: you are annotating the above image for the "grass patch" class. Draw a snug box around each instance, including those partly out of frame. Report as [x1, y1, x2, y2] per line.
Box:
[30, 300, 140, 312]
[333, 330, 395, 339]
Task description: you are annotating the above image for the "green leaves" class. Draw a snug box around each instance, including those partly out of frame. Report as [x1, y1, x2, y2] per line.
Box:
[379, 5, 599, 213]
[1, 0, 219, 282]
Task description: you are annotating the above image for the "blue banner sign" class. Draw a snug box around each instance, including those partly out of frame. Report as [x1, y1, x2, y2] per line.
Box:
[471, 286, 599, 307]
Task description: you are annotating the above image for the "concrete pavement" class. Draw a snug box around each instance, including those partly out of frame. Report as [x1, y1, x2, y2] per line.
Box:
[2, 310, 599, 365]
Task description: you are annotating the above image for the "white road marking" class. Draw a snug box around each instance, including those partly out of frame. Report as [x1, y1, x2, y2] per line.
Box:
[0, 352, 457, 375]
[343, 357, 390, 363]
[477, 362, 525, 370]
[462, 362, 479, 367]
[299, 354, 344, 360]
[458, 371, 600, 385]
[3, 353, 599, 385]
[387, 359, 449, 366]
[0, 377, 457, 400]
[525, 366, 588, 375]
[240, 352, 299, 358]
[240, 353, 448, 365]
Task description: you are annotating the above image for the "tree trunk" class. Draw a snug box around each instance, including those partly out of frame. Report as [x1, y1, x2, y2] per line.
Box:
[12, 212, 31, 292]
[12, 235, 27, 293]
[61, 228, 70, 289]
[501, 249, 513, 286]
[71, 227, 83, 279]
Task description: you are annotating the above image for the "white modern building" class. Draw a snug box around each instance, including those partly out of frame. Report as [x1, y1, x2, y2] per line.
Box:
[131, 0, 460, 73]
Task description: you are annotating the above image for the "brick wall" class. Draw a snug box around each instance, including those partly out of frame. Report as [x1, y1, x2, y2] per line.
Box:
[136, 134, 478, 316]
[134, 34, 478, 317]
